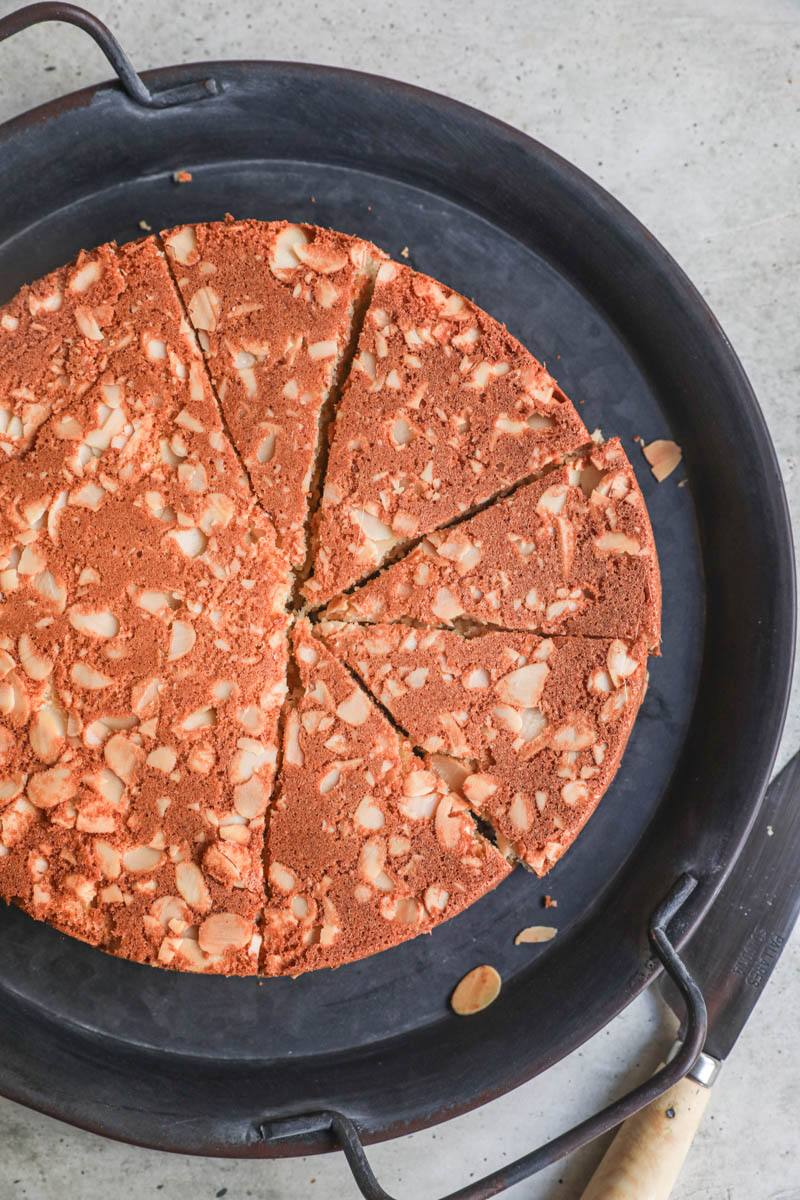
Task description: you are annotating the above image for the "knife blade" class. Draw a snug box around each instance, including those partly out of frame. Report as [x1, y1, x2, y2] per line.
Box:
[660, 746, 800, 1073]
[581, 748, 800, 1200]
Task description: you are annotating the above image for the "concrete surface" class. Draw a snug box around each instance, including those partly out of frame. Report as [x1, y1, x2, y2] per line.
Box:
[0, 0, 798, 1196]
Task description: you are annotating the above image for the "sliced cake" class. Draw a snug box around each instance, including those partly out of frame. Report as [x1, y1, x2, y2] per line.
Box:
[318, 622, 648, 875]
[162, 219, 384, 567]
[261, 619, 510, 975]
[0, 237, 290, 974]
[305, 259, 589, 604]
[324, 438, 661, 649]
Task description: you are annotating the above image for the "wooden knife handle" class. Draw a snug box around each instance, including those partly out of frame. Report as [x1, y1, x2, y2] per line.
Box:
[580, 1073, 711, 1200]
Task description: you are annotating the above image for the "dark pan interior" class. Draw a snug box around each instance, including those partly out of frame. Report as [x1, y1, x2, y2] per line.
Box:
[0, 63, 793, 1155]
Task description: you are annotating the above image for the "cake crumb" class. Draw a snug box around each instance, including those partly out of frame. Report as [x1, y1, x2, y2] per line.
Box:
[543, 894, 557, 908]
[400, 246, 410, 259]
[172, 170, 193, 184]
[138, 219, 152, 231]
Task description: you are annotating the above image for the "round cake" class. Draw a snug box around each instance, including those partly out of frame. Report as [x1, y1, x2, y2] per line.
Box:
[0, 219, 660, 975]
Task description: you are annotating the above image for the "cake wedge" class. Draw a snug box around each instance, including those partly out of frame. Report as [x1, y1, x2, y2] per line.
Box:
[318, 622, 648, 875]
[261, 619, 510, 975]
[162, 219, 384, 568]
[324, 438, 661, 649]
[0, 236, 290, 974]
[305, 259, 589, 604]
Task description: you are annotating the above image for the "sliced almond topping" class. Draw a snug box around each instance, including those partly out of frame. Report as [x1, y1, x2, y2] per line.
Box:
[354, 795, 385, 831]
[283, 711, 304, 767]
[607, 639, 640, 687]
[18, 634, 52, 681]
[188, 286, 221, 332]
[336, 688, 372, 727]
[27, 765, 77, 809]
[269, 862, 297, 893]
[71, 663, 112, 689]
[435, 793, 468, 850]
[198, 912, 251, 955]
[168, 620, 196, 661]
[146, 745, 177, 773]
[68, 608, 119, 639]
[175, 861, 212, 912]
[594, 531, 641, 555]
[122, 845, 163, 873]
[292, 242, 348, 274]
[495, 663, 549, 708]
[94, 840, 122, 878]
[104, 734, 144, 784]
[164, 225, 199, 266]
[269, 224, 310, 273]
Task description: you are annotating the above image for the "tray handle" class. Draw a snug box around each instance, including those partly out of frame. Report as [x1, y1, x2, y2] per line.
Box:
[260, 873, 707, 1200]
[0, 2, 218, 108]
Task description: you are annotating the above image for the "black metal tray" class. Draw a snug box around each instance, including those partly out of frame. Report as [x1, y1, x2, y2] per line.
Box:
[0, 3, 794, 1184]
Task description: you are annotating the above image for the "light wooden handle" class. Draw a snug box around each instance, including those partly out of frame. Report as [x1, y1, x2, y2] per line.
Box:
[580, 1074, 711, 1200]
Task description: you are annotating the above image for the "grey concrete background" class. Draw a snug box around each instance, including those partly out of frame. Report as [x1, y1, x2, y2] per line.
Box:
[0, 0, 798, 1196]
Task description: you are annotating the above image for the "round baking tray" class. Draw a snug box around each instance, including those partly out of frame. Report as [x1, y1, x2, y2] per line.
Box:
[0, 12, 794, 1161]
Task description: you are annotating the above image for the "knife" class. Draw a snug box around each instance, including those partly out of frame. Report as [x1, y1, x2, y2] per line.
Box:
[581, 747, 800, 1200]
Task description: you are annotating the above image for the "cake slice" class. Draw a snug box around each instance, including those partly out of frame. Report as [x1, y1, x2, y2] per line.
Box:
[162, 219, 384, 568]
[261, 619, 510, 975]
[318, 622, 648, 875]
[304, 259, 589, 604]
[0, 237, 290, 974]
[324, 438, 661, 649]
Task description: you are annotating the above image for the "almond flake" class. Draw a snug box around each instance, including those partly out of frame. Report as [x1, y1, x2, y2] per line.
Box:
[642, 438, 682, 482]
[514, 926, 557, 945]
[451, 965, 501, 1015]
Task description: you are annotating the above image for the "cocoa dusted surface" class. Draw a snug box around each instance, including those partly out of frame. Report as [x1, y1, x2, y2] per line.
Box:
[305, 258, 589, 604]
[325, 438, 661, 649]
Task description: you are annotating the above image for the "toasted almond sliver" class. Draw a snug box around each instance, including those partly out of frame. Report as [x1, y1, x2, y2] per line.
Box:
[450, 965, 501, 1015]
[642, 438, 682, 482]
[514, 925, 557, 945]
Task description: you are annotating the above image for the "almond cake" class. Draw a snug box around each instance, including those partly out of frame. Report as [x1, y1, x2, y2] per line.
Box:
[0, 221, 661, 974]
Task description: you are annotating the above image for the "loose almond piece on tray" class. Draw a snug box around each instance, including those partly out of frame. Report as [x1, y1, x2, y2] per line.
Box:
[319, 622, 648, 875]
[514, 926, 557, 945]
[0, 236, 291, 974]
[304, 260, 589, 604]
[260, 619, 510, 976]
[451, 964, 502, 1014]
[162, 219, 384, 568]
[324, 438, 661, 650]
